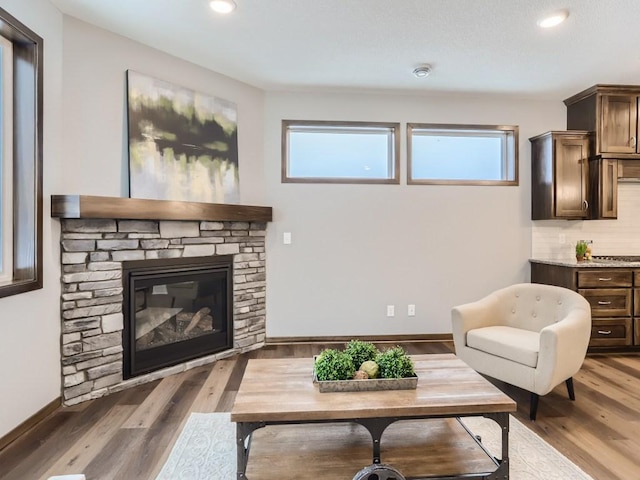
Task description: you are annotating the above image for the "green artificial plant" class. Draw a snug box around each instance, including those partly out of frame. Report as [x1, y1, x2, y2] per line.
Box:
[375, 346, 415, 379]
[575, 240, 588, 258]
[314, 348, 356, 381]
[344, 340, 379, 370]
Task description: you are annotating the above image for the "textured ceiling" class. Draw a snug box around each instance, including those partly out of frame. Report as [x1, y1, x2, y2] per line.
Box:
[49, 0, 640, 100]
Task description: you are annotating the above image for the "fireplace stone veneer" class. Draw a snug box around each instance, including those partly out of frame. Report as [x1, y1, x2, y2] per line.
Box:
[59, 218, 266, 405]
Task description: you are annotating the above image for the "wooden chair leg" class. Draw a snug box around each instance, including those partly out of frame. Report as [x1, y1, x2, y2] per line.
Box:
[530, 392, 539, 421]
[566, 377, 575, 401]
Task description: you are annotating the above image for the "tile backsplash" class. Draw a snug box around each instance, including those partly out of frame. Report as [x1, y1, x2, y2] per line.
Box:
[532, 183, 640, 259]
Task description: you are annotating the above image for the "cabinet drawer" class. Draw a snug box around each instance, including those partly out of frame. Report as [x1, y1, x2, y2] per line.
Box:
[590, 318, 632, 347]
[578, 288, 631, 316]
[635, 289, 640, 316]
[578, 270, 632, 288]
[634, 271, 640, 286]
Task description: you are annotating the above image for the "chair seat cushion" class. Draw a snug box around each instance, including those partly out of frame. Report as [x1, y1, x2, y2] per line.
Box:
[466, 326, 540, 368]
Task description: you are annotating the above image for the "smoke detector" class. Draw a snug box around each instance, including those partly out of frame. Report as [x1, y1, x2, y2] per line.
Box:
[412, 65, 432, 78]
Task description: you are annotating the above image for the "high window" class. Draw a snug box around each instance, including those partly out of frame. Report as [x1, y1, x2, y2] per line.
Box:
[282, 120, 400, 184]
[0, 34, 12, 285]
[0, 7, 43, 298]
[408, 124, 518, 185]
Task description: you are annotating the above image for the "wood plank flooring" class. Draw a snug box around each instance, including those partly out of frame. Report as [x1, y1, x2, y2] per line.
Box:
[0, 342, 638, 480]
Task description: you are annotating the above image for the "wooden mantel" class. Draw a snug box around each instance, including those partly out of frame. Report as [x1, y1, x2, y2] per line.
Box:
[51, 195, 272, 222]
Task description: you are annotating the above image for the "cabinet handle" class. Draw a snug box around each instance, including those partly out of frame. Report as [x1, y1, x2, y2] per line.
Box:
[597, 300, 612, 305]
[598, 277, 612, 281]
[632, 136, 637, 147]
[582, 200, 589, 210]
[597, 330, 612, 335]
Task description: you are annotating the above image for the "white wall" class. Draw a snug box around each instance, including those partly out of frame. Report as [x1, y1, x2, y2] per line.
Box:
[0, 2, 576, 438]
[0, 11, 266, 439]
[264, 92, 566, 337]
[61, 16, 266, 203]
[0, 0, 64, 438]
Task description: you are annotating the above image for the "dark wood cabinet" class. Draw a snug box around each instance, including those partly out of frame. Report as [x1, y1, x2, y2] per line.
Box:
[576, 270, 632, 287]
[531, 261, 640, 351]
[635, 278, 640, 345]
[601, 94, 638, 154]
[565, 85, 640, 157]
[618, 158, 640, 179]
[578, 288, 632, 317]
[530, 131, 590, 219]
[589, 157, 618, 218]
[590, 318, 633, 347]
[529, 85, 640, 221]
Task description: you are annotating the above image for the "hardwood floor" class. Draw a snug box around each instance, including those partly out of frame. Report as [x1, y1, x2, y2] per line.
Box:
[0, 342, 638, 479]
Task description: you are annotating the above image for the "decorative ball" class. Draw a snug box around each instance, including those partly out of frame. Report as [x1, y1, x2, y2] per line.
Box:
[360, 360, 380, 379]
[353, 370, 369, 380]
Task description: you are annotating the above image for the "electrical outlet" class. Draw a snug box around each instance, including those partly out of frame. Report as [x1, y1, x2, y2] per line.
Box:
[559, 233, 566, 244]
[386, 305, 395, 317]
[408, 304, 416, 316]
[283, 232, 292, 244]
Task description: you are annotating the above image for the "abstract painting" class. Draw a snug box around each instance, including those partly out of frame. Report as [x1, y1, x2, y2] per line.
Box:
[126, 70, 239, 203]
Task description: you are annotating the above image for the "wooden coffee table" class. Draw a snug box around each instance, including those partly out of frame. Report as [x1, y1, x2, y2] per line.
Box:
[231, 353, 516, 479]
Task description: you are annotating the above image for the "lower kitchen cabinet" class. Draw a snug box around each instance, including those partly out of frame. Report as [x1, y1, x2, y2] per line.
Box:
[591, 318, 633, 347]
[531, 260, 640, 352]
[635, 287, 640, 315]
[578, 288, 632, 317]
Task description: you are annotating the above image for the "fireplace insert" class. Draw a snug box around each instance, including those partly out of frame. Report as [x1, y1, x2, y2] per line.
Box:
[122, 255, 233, 379]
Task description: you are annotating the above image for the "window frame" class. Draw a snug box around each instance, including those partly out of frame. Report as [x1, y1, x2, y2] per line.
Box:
[0, 33, 13, 284]
[0, 7, 43, 298]
[282, 120, 401, 184]
[407, 123, 519, 186]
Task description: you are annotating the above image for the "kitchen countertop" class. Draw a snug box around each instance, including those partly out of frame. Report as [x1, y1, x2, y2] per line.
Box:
[530, 258, 640, 268]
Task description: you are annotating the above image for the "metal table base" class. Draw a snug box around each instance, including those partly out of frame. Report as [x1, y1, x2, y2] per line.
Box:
[235, 412, 509, 480]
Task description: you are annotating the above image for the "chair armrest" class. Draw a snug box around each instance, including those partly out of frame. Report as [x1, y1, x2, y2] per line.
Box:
[451, 293, 504, 351]
[535, 309, 591, 394]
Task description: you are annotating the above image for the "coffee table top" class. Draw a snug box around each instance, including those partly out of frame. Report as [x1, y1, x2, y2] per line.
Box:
[231, 353, 516, 423]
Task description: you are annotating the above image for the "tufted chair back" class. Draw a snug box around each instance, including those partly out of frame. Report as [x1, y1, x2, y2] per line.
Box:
[488, 283, 589, 333]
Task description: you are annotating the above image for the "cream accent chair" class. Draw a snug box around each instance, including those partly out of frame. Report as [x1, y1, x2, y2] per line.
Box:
[452, 283, 591, 420]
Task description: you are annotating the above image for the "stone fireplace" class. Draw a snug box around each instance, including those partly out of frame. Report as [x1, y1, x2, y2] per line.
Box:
[53, 195, 272, 406]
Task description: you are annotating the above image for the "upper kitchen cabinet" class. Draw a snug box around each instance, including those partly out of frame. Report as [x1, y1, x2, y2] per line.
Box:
[601, 95, 637, 154]
[531, 131, 590, 220]
[589, 157, 618, 219]
[565, 85, 640, 157]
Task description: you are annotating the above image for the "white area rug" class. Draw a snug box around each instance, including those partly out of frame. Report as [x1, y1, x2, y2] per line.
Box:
[156, 413, 236, 480]
[462, 416, 594, 480]
[156, 413, 594, 480]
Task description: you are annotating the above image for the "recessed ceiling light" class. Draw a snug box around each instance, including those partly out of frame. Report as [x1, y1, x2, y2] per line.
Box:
[413, 65, 432, 78]
[537, 9, 569, 28]
[210, 0, 236, 14]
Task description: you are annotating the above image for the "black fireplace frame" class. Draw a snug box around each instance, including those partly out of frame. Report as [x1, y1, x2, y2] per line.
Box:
[122, 255, 233, 379]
